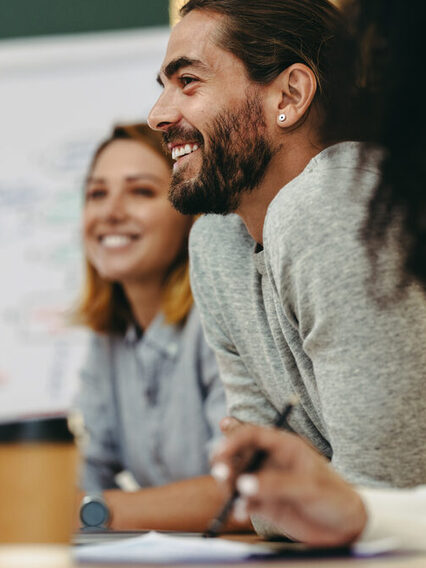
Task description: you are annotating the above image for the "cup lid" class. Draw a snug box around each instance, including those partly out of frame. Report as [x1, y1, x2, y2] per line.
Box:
[0, 416, 74, 443]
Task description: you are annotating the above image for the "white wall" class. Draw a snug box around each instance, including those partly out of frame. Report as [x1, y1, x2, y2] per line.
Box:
[0, 27, 170, 421]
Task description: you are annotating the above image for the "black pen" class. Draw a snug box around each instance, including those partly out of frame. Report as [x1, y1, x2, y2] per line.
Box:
[204, 395, 299, 538]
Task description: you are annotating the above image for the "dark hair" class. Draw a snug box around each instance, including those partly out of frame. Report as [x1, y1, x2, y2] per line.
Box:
[349, 0, 426, 289]
[181, 0, 360, 144]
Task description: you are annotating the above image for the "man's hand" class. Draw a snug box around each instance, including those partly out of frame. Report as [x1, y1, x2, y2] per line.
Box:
[211, 425, 367, 547]
[219, 416, 245, 436]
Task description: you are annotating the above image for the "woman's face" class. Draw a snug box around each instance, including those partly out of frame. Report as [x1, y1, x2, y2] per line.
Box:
[83, 139, 192, 286]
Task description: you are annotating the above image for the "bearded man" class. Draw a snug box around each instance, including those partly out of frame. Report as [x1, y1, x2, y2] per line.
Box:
[148, 0, 426, 531]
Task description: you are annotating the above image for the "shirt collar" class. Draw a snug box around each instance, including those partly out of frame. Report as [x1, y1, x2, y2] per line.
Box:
[124, 311, 182, 360]
[253, 242, 266, 275]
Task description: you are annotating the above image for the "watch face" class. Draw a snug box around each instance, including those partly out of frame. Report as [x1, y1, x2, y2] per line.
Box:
[81, 499, 109, 528]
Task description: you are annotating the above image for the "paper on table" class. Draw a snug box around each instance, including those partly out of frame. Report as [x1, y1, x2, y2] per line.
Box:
[352, 537, 399, 557]
[74, 531, 274, 564]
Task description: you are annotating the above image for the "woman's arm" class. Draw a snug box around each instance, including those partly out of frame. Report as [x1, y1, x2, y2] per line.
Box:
[103, 474, 251, 532]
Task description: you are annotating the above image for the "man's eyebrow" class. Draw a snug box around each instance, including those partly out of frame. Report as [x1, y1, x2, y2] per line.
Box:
[156, 56, 208, 86]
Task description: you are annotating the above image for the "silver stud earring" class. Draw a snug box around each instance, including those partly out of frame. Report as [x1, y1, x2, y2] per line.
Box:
[278, 113, 286, 123]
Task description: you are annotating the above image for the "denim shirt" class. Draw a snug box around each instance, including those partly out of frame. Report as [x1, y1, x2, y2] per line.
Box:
[77, 306, 226, 491]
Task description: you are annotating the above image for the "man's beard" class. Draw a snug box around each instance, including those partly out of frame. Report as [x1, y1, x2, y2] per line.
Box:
[164, 94, 276, 215]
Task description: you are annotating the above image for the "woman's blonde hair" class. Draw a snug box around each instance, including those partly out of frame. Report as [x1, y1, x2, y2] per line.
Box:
[73, 123, 193, 334]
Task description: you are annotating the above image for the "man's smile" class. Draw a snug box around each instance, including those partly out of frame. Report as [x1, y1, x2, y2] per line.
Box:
[171, 142, 200, 161]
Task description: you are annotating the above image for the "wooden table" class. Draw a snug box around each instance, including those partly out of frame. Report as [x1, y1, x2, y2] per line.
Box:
[1, 544, 426, 568]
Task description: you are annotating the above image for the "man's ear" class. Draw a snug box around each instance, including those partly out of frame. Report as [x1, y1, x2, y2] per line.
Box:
[270, 63, 317, 129]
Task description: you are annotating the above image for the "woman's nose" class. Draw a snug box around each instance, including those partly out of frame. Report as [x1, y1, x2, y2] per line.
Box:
[104, 192, 127, 222]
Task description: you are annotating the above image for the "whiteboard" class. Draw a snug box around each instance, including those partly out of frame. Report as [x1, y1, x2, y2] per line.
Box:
[0, 27, 170, 422]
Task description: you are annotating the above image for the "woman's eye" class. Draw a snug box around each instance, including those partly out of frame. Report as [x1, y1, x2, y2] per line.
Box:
[132, 187, 154, 197]
[86, 188, 106, 200]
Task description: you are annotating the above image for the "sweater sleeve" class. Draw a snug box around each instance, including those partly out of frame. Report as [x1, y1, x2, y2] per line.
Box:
[189, 216, 278, 427]
[194, 312, 227, 452]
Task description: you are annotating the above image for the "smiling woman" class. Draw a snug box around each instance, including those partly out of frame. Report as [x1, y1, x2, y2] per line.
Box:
[78, 124, 191, 332]
[71, 123, 245, 533]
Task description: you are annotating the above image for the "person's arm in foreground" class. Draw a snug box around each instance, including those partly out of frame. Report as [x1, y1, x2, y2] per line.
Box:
[212, 424, 367, 546]
[212, 425, 426, 550]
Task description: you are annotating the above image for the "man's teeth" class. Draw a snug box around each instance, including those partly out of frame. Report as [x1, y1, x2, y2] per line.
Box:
[101, 235, 133, 248]
[171, 143, 199, 161]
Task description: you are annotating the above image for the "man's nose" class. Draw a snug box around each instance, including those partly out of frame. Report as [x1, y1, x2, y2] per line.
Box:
[148, 92, 182, 132]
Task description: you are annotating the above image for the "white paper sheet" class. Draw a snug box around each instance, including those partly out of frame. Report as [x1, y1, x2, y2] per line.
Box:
[74, 530, 401, 564]
[74, 531, 274, 564]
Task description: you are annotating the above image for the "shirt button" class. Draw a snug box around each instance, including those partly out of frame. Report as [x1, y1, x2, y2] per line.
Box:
[167, 343, 178, 357]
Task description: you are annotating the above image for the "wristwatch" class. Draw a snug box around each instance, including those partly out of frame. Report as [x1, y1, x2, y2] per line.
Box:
[79, 494, 111, 529]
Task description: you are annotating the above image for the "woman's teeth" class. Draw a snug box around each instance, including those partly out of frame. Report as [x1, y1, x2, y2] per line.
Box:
[101, 235, 133, 248]
[171, 143, 199, 160]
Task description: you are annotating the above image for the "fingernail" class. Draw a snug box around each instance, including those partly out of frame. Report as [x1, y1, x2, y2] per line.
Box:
[237, 474, 258, 496]
[233, 497, 248, 522]
[211, 462, 230, 482]
[209, 437, 227, 459]
[220, 417, 233, 432]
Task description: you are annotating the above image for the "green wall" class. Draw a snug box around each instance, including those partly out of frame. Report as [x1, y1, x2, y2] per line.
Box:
[0, 0, 169, 40]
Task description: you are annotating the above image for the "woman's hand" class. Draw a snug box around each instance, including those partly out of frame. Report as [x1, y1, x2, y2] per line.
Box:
[211, 425, 367, 547]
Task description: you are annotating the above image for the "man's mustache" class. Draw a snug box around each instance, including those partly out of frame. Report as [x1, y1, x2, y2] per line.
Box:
[162, 126, 204, 151]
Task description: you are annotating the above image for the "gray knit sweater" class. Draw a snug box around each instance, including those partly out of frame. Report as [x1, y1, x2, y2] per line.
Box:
[190, 142, 426, 489]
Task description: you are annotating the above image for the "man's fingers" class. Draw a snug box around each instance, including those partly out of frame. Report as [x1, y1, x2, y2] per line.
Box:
[237, 470, 309, 504]
[212, 423, 324, 501]
[219, 416, 244, 435]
